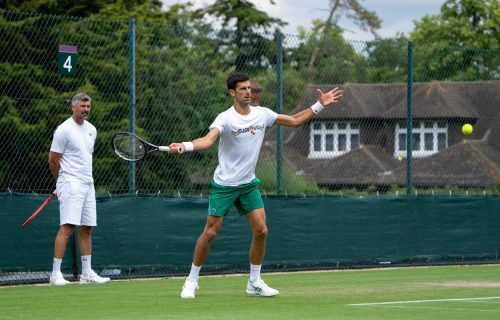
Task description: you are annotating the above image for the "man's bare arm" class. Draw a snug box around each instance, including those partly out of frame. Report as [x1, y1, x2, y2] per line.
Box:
[274, 87, 342, 128]
[169, 128, 220, 154]
[48, 152, 62, 180]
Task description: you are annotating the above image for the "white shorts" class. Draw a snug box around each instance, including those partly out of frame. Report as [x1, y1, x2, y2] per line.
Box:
[56, 179, 96, 226]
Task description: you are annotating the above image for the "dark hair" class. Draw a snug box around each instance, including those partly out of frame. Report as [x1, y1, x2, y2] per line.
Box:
[226, 72, 249, 90]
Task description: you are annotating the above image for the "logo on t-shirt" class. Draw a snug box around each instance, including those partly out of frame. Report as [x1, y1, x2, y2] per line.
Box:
[231, 124, 264, 136]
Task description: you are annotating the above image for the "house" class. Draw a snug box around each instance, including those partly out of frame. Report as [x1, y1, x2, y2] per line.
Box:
[262, 81, 500, 190]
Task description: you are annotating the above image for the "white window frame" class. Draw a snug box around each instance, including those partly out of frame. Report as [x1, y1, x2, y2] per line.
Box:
[309, 121, 360, 159]
[394, 121, 448, 158]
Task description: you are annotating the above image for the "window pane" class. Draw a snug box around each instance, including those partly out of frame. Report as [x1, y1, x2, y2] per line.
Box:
[424, 121, 434, 128]
[424, 133, 434, 150]
[398, 121, 406, 129]
[438, 133, 447, 150]
[351, 122, 359, 129]
[325, 134, 334, 151]
[314, 135, 321, 151]
[351, 134, 359, 149]
[338, 122, 347, 129]
[338, 134, 346, 151]
[399, 133, 406, 151]
[313, 122, 321, 130]
[412, 133, 420, 150]
[325, 122, 334, 130]
[437, 121, 447, 128]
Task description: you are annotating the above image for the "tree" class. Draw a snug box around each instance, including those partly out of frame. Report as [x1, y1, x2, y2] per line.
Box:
[410, 0, 500, 81]
[319, 0, 381, 37]
[365, 36, 408, 83]
[302, 0, 381, 80]
[195, 0, 285, 33]
[0, 5, 229, 193]
[192, 0, 286, 72]
[411, 0, 499, 49]
[1, 0, 168, 19]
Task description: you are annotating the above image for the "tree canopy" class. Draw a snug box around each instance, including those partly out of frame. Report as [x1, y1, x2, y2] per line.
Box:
[411, 0, 499, 50]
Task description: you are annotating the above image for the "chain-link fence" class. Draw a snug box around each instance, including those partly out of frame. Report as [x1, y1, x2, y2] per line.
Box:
[1, 10, 499, 196]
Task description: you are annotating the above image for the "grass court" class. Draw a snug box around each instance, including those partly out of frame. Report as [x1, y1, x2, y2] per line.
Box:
[2, 265, 500, 320]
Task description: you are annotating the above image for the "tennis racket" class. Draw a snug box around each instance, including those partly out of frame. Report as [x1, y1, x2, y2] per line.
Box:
[21, 190, 57, 228]
[112, 132, 174, 161]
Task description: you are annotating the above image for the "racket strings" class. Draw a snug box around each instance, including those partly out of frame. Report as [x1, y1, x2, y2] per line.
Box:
[113, 134, 146, 161]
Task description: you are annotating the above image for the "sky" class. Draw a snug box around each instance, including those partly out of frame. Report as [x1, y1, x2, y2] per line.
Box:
[161, 0, 444, 41]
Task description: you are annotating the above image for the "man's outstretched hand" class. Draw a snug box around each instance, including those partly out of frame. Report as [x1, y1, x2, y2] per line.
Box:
[317, 87, 343, 107]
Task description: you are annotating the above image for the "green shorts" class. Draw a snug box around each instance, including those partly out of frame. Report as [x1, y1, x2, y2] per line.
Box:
[208, 178, 264, 217]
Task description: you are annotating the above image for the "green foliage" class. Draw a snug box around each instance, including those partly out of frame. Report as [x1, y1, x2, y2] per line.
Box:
[411, 0, 499, 50]
[410, 0, 500, 81]
[256, 160, 320, 195]
[196, 0, 285, 33]
[365, 37, 408, 83]
[1, 0, 165, 18]
[1, 4, 499, 195]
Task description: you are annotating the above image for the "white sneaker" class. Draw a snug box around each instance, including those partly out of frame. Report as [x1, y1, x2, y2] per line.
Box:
[79, 270, 110, 284]
[246, 278, 279, 297]
[49, 272, 70, 286]
[180, 278, 199, 299]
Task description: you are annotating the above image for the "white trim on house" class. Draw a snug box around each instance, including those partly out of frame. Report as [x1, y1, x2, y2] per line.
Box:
[309, 121, 360, 158]
[394, 121, 448, 158]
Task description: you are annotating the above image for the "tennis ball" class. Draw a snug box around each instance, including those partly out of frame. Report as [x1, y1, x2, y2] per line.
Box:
[462, 123, 473, 135]
[397, 156, 403, 161]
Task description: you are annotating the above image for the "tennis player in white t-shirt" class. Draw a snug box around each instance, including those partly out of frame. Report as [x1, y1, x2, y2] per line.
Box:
[170, 72, 342, 298]
[48, 93, 110, 286]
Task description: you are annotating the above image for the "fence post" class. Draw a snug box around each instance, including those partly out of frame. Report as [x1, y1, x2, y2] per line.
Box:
[275, 31, 283, 195]
[406, 41, 414, 195]
[128, 19, 136, 193]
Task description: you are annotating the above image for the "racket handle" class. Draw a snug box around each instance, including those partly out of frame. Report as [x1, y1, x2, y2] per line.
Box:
[158, 146, 170, 152]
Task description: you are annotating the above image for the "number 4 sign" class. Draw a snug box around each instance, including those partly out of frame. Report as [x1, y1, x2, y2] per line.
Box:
[58, 44, 78, 76]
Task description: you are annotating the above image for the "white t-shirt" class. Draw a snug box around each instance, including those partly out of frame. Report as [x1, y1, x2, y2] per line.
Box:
[209, 106, 278, 186]
[50, 117, 96, 183]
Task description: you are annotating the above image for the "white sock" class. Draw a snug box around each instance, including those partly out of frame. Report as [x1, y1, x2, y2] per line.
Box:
[81, 255, 92, 275]
[187, 263, 201, 281]
[52, 258, 62, 275]
[250, 264, 262, 282]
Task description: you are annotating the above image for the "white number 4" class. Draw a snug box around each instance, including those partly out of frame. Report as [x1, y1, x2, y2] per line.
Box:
[63, 55, 72, 72]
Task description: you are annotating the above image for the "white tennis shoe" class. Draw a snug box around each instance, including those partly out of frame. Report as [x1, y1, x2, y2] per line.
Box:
[246, 278, 279, 297]
[79, 270, 110, 284]
[180, 278, 199, 299]
[49, 272, 70, 286]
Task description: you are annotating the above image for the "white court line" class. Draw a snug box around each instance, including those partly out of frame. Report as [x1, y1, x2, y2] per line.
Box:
[349, 296, 500, 306]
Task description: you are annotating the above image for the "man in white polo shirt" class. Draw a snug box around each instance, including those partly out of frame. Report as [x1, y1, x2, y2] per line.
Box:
[48, 93, 109, 285]
[169, 72, 342, 298]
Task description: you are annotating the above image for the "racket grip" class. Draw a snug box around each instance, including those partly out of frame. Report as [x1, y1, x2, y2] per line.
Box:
[158, 146, 170, 152]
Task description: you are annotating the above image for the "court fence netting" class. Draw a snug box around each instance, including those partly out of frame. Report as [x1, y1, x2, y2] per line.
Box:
[1, 10, 499, 285]
[1, 9, 499, 197]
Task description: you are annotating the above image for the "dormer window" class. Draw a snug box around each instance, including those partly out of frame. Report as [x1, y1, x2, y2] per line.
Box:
[394, 121, 448, 158]
[309, 121, 360, 158]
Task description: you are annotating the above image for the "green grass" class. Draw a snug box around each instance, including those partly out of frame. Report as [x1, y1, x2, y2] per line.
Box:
[2, 265, 500, 320]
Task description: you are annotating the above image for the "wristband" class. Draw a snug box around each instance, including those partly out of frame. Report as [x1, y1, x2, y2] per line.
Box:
[182, 141, 194, 152]
[310, 101, 324, 114]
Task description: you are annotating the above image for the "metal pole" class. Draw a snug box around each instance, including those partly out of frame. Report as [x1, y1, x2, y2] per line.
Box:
[406, 41, 414, 195]
[275, 32, 283, 195]
[128, 19, 136, 193]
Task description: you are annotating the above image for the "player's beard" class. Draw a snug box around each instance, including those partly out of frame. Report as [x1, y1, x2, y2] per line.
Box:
[237, 95, 251, 107]
[81, 112, 90, 120]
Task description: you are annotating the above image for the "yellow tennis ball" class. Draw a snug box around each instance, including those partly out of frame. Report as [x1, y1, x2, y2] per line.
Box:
[462, 123, 473, 135]
[397, 156, 403, 161]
